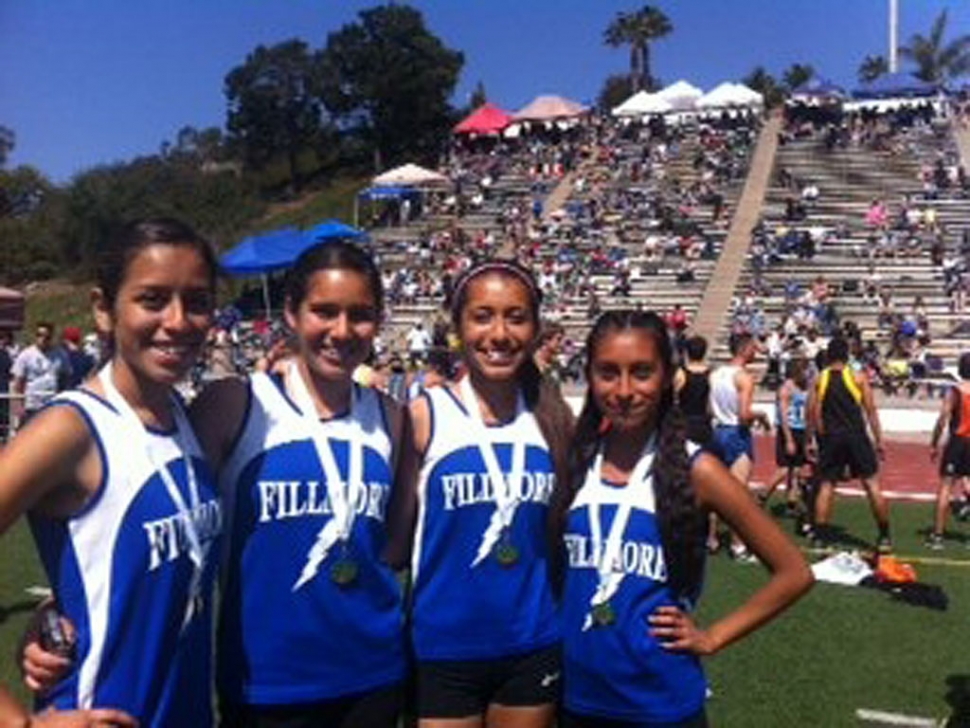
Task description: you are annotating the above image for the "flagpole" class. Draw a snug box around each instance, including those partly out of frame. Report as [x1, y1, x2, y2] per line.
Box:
[888, 0, 899, 73]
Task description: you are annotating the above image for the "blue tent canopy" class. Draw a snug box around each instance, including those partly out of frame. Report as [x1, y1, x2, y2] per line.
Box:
[853, 72, 940, 99]
[358, 185, 420, 201]
[221, 220, 366, 277]
[305, 219, 366, 243]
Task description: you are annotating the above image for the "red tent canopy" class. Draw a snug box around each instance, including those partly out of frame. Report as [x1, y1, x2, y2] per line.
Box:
[454, 103, 512, 134]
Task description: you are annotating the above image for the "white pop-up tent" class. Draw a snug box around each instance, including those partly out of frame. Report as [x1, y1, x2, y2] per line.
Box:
[372, 163, 451, 188]
[656, 80, 704, 111]
[695, 82, 763, 109]
[611, 90, 673, 117]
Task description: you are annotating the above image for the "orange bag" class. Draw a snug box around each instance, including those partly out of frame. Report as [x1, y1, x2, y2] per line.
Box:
[874, 555, 917, 584]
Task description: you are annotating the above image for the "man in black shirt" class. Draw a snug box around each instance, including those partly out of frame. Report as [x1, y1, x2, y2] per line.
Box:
[807, 337, 892, 552]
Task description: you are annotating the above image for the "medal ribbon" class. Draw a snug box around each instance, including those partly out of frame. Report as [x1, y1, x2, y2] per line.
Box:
[288, 362, 363, 590]
[459, 375, 527, 567]
[99, 363, 205, 627]
[583, 436, 655, 630]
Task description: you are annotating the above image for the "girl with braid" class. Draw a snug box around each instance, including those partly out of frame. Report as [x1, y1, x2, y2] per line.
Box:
[551, 310, 812, 727]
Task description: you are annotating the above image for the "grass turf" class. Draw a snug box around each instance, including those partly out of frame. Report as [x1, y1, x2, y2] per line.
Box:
[1, 498, 967, 724]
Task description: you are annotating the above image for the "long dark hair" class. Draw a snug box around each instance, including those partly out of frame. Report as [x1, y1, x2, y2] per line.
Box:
[450, 259, 574, 499]
[548, 309, 705, 602]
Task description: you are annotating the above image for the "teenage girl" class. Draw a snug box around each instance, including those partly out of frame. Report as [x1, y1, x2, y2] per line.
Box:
[2, 218, 222, 726]
[191, 241, 407, 727]
[388, 259, 573, 728]
[552, 310, 813, 727]
[24, 242, 407, 727]
[759, 358, 811, 520]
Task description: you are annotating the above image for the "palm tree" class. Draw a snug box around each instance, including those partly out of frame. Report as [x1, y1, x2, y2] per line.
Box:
[857, 55, 889, 84]
[899, 10, 970, 83]
[743, 66, 784, 108]
[604, 5, 673, 92]
[782, 63, 815, 93]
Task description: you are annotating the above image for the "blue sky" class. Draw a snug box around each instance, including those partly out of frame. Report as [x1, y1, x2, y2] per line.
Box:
[2, 0, 968, 183]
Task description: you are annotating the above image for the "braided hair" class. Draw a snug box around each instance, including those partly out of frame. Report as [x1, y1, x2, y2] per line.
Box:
[548, 309, 706, 601]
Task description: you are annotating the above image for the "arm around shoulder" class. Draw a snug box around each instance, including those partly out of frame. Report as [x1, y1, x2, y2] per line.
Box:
[189, 376, 250, 471]
[382, 395, 430, 570]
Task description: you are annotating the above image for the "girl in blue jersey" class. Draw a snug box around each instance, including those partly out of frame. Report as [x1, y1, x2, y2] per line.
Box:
[189, 241, 407, 728]
[551, 310, 813, 727]
[1, 218, 221, 727]
[388, 259, 574, 728]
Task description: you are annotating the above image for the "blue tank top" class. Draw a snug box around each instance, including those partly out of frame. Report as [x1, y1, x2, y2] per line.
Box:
[30, 389, 221, 728]
[411, 385, 560, 661]
[562, 439, 706, 723]
[217, 373, 405, 705]
[777, 386, 808, 431]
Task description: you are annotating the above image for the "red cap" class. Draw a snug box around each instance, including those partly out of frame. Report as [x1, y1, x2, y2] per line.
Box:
[62, 326, 81, 343]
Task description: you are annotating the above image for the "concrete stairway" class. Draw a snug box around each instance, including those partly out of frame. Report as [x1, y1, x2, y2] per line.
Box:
[691, 113, 782, 342]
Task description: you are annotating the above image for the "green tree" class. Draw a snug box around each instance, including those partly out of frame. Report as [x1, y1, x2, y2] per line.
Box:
[781, 63, 815, 93]
[899, 9, 970, 83]
[317, 4, 464, 170]
[598, 74, 634, 112]
[858, 54, 889, 84]
[225, 39, 325, 191]
[469, 81, 488, 110]
[603, 5, 673, 92]
[743, 66, 785, 108]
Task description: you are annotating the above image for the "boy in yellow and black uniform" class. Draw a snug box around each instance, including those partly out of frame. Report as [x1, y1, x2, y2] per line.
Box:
[807, 337, 892, 552]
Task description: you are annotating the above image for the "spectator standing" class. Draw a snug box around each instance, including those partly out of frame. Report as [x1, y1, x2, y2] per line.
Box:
[60, 326, 94, 388]
[406, 321, 431, 366]
[11, 322, 72, 427]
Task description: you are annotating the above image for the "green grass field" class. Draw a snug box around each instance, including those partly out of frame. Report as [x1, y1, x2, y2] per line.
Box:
[1, 499, 967, 726]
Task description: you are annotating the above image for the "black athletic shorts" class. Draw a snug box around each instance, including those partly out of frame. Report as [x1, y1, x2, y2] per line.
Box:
[817, 432, 878, 481]
[560, 708, 709, 728]
[942, 436, 970, 477]
[219, 682, 402, 728]
[416, 644, 560, 718]
[775, 429, 808, 467]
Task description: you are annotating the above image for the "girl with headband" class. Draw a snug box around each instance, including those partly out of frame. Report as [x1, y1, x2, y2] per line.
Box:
[388, 258, 574, 728]
[551, 310, 812, 727]
[2, 218, 221, 726]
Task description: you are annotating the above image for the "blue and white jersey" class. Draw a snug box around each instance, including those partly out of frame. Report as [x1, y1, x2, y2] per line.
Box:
[411, 385, 560, 661]
[562, 441, 706, 724]
[217, 373, 405, 706]
[29, 389, 221, 728]
[778, 387, 808, 431]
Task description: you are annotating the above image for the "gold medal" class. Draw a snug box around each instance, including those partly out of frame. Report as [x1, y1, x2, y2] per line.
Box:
[330, 558, 359, 587]
[494, 541, 520, 567]
[591, 602, 616, 627]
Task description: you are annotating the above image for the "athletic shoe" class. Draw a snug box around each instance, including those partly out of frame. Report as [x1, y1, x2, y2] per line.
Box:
[876, 536, 893, 554]
[924, 533, 944, 551]
[730, 545, 757, 563]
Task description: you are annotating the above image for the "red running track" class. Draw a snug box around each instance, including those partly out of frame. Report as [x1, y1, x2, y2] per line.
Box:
[749, 435, 936, 501]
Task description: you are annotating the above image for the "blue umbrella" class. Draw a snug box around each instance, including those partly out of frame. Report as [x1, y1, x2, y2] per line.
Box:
[304, 219, 366, 243]
[220, 227, 307, 276]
